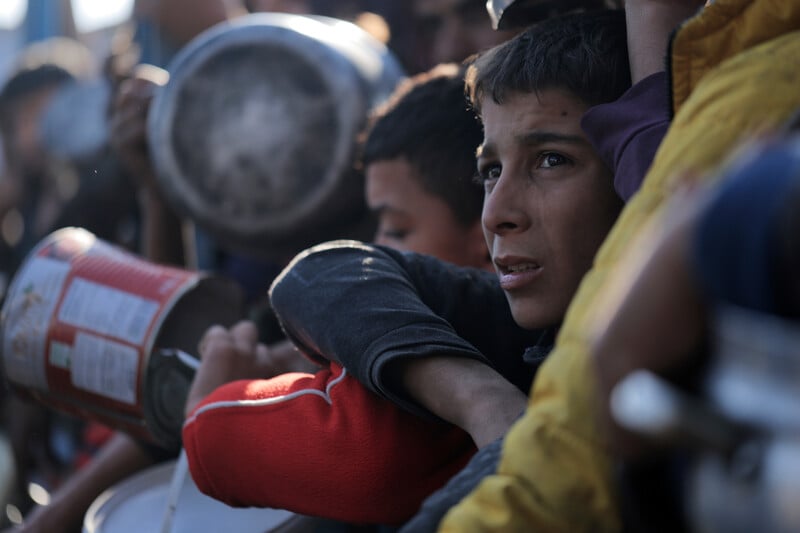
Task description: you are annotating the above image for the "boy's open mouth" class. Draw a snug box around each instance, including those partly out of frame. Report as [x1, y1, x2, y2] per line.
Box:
[503, 262, 541, 274]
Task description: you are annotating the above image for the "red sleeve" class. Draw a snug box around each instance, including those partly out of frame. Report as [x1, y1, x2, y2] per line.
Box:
[182, 363, 476, 525]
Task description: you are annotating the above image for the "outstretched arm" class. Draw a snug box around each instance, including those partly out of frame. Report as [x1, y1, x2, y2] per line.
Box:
[184, 321, 318, 417]
[393, 356, 526, 449]
[269, 241, 539, 442]
[10, 432, 157, 533]
[624, 0, 706, 84]
[109, 65, 187, 266]
[581, 0, 706, 201]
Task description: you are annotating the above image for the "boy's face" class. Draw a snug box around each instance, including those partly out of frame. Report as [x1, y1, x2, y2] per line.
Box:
[367, 157, 488, 269]
[477, 89, 622, 329]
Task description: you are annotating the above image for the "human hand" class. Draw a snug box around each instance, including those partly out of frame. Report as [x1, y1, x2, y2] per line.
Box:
[623, 0, 706, 83]
[108, 64, 168, 197]
[182, 321, 322, 417]
[184, 320, 268, 417]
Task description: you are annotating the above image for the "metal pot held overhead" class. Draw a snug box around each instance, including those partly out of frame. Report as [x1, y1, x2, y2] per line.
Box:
[147, 13, 405, 260]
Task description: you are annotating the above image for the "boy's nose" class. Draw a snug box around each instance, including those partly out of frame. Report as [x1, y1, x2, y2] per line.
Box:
[482, 174, 530, 235]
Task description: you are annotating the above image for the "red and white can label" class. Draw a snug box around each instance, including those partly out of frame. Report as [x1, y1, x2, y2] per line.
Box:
[2, 255, 70, 390]
[2, 228, 199, 412]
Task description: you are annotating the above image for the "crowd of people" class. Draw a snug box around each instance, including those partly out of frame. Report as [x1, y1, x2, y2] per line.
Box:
[0, 0, 799, 532]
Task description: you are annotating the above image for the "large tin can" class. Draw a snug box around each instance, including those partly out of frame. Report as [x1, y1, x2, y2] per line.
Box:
[0, 228, 244, 450]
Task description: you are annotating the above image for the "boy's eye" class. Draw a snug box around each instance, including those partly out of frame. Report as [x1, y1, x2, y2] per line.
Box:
[539, 153, 568, 168]
[475, 163, 501, 184]
[376, 223, 409, 242]
[382, 229, 408, 240]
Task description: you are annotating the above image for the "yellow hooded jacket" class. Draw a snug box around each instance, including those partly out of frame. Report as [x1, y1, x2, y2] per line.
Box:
[439, 1, 800, 531]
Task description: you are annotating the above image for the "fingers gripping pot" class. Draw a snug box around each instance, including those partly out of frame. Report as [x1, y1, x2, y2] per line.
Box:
[0, 228, 244, 451]
[148, 13, 406, 260]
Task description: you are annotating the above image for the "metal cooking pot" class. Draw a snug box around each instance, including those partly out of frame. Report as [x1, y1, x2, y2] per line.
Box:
[611, 305, 800, 533]
[148, 13, 405, 260]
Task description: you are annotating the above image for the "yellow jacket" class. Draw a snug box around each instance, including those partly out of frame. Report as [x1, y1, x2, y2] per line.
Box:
[439, 1, 800, 531]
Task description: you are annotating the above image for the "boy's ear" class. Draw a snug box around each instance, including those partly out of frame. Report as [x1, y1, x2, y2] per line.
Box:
[466, 220, 493, 271]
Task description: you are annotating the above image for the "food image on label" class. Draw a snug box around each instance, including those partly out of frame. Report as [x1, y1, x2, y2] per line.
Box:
[49, 340, 72, 369]
[2, 256, 70, 389]
[58, 278, 160, 345]
[71, 332, 138, 405]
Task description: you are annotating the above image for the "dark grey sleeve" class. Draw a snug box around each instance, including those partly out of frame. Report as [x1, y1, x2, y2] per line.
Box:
[399, 437, 505, 533]
[269, 240, 539, 417]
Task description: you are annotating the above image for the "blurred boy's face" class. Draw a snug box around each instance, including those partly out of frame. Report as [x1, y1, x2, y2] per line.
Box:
[477, 89, 622, 329]
[413, 0, 517, 67]
[367, 157, 489, 269]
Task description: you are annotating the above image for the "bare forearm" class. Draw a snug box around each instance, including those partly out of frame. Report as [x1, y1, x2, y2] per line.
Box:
[19, 432, 155, 533]
[397, 356, 527, 448]
[264, 339, 320, 375]
[625, 1, 705, 83]
[138, 188, 186, 266]
[185, 323, 318, 418]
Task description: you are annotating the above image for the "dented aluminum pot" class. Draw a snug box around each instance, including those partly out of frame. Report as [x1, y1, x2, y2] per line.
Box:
[148, 13, 405, 260]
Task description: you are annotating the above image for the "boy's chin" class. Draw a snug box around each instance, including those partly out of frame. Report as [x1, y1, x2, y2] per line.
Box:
[509, 306, 559, 331]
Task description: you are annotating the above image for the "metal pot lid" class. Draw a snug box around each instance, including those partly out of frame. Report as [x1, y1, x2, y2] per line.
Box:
[148, 13, 404, 259]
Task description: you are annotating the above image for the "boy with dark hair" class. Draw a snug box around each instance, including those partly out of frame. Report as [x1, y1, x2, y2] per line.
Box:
[466, 10, 631, 112]
[363, 63, 488, 268]
[183, 9, 630, 528]
[445, 0, 800, 531]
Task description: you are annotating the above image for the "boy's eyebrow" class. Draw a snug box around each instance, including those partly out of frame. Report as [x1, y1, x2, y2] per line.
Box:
[518, 131, 588, 146]
[369, 203, 405, 216]
[477, 130, 590, 160]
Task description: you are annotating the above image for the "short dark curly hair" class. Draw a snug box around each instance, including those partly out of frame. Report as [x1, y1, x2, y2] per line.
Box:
[361, 64, 484, 227]
[466, 9, 630, 114]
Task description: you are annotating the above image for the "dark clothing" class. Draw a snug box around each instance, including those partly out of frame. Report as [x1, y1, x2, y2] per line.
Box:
[400, 437, 505, 533]
[692, 137, 800, 316]
[398, 332, 556, 533]
[270, 242, 543, 419]
[582, 71, 671, 201]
